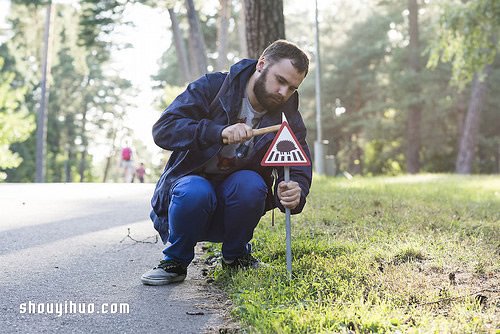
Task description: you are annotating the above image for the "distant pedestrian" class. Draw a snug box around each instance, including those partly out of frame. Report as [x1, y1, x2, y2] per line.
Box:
[136, 163, 146, 183]
[120, 145, 134, 183]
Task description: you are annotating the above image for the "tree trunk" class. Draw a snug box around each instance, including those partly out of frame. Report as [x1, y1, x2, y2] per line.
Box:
[244, 0, 285, 59]
[64, 113, 76, 182]
[348, 136, 363, 175]
[168, 7, 191, 83]
[455, 66, 492, 174]
[65, 146, 75, 182]
[405, 0, 421, 174]
[454, 91, 467, 145]
[185, 0, 208, 78]
[78, 108, 88, 182]
[496, 142, 500, 174]
[216, 0, 230, 71]
[102, 127, 118, 183]
[237, 0, 248, 58]
[78, 80, 91, 182]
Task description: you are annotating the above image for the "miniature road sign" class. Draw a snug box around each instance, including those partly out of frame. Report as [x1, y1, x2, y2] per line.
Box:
[261, 117, 311, 278]
[261, 121, 311, 166]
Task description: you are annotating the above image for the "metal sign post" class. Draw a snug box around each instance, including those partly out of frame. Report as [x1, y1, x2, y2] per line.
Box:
[261, 116, 311, 278]
[284, 166, 292, 278]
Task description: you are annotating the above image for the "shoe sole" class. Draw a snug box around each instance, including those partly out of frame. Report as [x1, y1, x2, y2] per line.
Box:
[141, 274, 187, 286]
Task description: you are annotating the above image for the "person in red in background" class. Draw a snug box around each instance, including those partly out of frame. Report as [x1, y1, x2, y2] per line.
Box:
[136, 163, 146, 183]
[120, 145, 134, 182]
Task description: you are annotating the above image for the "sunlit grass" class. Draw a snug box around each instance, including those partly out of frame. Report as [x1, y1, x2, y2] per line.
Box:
[211, 174, 500, 333]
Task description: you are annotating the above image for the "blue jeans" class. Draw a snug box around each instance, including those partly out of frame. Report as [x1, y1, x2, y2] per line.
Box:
[163, 170, 268, 265]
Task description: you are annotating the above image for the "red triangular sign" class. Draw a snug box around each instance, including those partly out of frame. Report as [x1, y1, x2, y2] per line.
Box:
[261, 122, 311, 166]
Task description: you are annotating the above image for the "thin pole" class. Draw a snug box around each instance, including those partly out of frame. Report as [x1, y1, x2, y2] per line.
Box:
[284, 166, 292, 278]
[35, 2, 53, 182]
[314, 0, 324, 175]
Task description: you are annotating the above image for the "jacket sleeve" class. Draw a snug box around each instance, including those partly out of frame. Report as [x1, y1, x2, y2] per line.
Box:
[273, 104, 313, 215]
[152, 73, 226, 152]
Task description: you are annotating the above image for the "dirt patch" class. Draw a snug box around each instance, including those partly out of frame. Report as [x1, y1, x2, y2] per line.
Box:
[190, 244, 242, 334]
[379, 260, 499, 315]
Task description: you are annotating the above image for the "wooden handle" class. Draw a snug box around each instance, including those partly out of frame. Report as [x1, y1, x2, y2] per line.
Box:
[222, 124, 281, 144]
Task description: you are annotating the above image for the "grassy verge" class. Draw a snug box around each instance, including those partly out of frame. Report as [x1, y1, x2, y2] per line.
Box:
[211, 174, 500, 333]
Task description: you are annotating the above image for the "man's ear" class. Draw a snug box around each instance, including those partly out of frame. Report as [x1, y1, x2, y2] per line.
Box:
[256, 57, 266, 72]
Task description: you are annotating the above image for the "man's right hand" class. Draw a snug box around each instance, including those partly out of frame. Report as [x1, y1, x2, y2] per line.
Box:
[221, 123, 253, 145]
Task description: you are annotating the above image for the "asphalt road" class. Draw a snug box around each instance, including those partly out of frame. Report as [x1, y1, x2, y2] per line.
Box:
[0, 183, 235, 334]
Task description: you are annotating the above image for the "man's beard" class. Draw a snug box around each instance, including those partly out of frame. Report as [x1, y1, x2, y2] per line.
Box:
[253, 68, 285, 112]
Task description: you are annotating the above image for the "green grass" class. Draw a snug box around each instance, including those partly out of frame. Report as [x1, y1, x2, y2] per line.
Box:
[211, 174, 500, 333]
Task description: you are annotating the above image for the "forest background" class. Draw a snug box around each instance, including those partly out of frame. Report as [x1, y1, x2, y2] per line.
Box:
[0, 0, 499, 183]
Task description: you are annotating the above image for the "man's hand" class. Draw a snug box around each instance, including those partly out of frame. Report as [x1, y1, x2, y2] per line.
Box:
[277, 181, 301, 210]
[222, 123, 253, 145]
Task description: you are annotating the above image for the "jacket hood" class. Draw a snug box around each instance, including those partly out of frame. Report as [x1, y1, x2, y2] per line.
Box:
[226, 58, 257, 85]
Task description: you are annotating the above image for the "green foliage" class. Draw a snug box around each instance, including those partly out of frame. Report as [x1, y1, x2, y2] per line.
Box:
[152, 0, 244, 87]
[364, 139, 404, 175]
[151, 46, 185, 88]
[3, 2, 135, 182]
[479, 62, 500, 173]
[3, 0, 499, 180]
[319, 7, 397, 175]
[78, 0, 128, 61]
[427, 0, 500, 87]
[290, 1, 500, 175]
[0, 56, 34, 180]
[11, 0, 50, 5]
[156, 84, 186, 110]
[213, 175, 500, 333]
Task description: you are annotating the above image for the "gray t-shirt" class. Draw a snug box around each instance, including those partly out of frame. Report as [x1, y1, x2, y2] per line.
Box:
[202, 96, 267, 178]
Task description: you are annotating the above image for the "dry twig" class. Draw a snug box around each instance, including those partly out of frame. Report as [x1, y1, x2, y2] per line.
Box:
[120, 227, 158, 244]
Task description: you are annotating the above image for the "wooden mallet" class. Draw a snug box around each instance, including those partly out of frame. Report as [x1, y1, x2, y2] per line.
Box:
[222, 124, 281, 144]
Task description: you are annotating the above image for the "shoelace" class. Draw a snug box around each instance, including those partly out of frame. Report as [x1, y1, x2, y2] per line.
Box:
[157, 260, 178, 270]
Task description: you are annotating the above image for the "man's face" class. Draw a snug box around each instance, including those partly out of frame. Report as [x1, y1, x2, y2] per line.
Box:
[253, 58, 306, 112]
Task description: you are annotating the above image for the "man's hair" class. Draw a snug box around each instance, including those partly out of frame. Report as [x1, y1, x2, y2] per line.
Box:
[260, 40, 310, 76]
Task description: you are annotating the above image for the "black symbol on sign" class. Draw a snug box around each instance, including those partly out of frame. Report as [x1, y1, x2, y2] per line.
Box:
[277, 140, 296, 153]
[267, 140, 304, 162]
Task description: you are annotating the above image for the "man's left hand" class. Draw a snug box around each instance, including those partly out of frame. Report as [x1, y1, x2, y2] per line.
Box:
[277, 181, 301, 210]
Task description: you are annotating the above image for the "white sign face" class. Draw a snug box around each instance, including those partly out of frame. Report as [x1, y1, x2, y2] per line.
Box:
[261, 122, 311, 167]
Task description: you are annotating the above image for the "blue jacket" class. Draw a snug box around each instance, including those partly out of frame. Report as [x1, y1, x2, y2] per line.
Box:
[150, 59, 312, 243]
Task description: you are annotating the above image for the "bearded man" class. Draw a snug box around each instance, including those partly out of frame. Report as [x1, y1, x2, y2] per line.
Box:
[142, 40, 312, 285]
